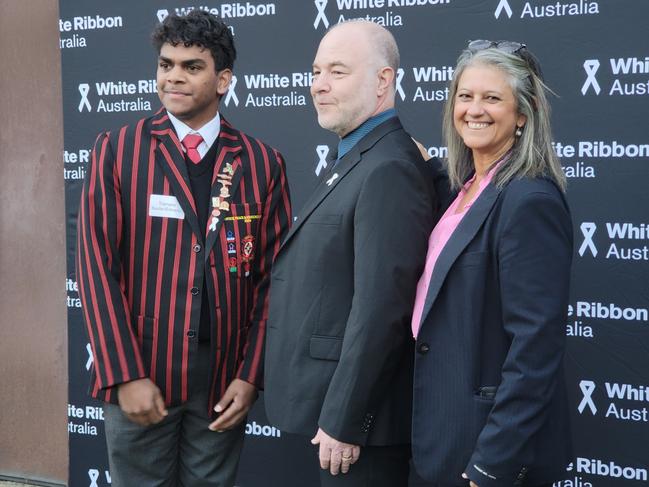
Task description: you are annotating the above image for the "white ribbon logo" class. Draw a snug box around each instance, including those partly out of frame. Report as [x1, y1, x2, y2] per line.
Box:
[209, 216, 219, 232]
[224, 75, 239, 107]
[581, 60, 601, 95]
[85, 343, 94, 370]
[578, 222, 598, 257]
[494, 0, 513, 19]
[577, 380, 597, 415]
[395, 68, 406, 101]
[314, 0, 329, 30]
[156, 9, 169, 22]
[88, 469, 100, 487]
[78, 83, 91, 112]
[326, 173, 339, 186]
[315, 145, 329, 176]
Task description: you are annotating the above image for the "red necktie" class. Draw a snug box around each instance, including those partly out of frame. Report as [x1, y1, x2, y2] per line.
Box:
[182, 133, 204, 164]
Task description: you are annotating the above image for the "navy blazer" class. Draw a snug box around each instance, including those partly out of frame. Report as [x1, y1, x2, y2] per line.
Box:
[412, 176, 573, 487]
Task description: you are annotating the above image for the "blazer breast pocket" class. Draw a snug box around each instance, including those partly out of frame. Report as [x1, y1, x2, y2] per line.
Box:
[227, 202, 263, 233]
[224, 202, 263, 273]
[453, 250, 489, 268]
[306, 214, 342, 226]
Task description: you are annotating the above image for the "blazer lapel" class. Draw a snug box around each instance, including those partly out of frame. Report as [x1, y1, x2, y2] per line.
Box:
[151, 110, 202, 240]
[280, 117, 404, 251]
[419, 183, 501, 324]
[281, 147, 361, 249]
[204, 118, 243, 262]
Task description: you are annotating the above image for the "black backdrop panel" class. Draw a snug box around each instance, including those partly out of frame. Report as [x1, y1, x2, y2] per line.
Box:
[60, 1, 649, 485]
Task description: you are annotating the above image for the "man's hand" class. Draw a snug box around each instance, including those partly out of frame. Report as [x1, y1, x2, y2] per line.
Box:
[208, 378, 258, 432]
[117, 378, 168, 426]
[462, 472, 478, 487]
[311, 428, 361, 475]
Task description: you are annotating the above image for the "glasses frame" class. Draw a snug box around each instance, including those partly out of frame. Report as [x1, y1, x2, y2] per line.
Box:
[466, 39, 543, 80]
[467, 39, 527, 55]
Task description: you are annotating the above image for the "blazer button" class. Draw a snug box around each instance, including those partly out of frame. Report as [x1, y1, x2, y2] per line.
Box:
[191, 287, 200, 296]
[187, 329, 196, 338]
[417, 343, 430, 354]
[192, 244, 202, 253]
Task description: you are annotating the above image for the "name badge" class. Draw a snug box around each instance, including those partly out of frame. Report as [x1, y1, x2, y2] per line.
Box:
[149, 194, 185, 219]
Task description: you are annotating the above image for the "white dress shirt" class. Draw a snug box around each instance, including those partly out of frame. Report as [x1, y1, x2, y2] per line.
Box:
[167, 111, 221, 158]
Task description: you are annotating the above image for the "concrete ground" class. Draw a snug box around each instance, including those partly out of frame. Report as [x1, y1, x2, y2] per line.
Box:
[0, 479, 63, 487]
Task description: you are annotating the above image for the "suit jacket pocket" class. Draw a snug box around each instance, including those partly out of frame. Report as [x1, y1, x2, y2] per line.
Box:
[306, 214, 342, 226]
[454, 250, 488, 268]
[228, 202, 263, 236]
[310, 335, 343, 361]
[224, 202, 263, 274]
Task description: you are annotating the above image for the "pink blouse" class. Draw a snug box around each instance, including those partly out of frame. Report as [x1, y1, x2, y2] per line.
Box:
[411, 164, 501, 338]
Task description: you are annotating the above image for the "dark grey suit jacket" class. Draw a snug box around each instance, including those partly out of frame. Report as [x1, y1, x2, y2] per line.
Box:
[412, 176, 573, 487]
[264, 117, 446, 446]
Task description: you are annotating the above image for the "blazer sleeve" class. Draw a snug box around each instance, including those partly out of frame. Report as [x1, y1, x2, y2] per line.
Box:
[235, 148, 292, 388]
[465, 187, 573, 487]
[318, 158, 433, 445]
[76, 131, 147, 391]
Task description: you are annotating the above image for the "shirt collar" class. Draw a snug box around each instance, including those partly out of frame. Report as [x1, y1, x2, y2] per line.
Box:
[463, 150, 511, 193]
[167, 111, 221, 149]
[337, 108, 397, 160]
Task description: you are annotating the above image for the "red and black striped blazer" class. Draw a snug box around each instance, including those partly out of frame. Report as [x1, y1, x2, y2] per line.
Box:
[76, 109, 291, 413]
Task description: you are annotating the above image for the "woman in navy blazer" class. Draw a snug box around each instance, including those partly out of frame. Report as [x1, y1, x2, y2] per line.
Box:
[411, 42, 572, 487]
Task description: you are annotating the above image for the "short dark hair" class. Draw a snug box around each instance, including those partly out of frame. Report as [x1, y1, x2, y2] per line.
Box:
[152, 10, 236, 71]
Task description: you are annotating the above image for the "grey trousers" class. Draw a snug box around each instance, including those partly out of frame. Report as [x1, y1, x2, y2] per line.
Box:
[104, 344, 245, 487]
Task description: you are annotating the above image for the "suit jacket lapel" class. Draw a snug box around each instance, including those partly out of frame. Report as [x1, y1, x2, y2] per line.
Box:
[281, 147, 361, 248]
[204, 118, 243, 262]
[281, 117, 403, 251]
[419, 183, 501, 324]
[151, 110, 202, 240]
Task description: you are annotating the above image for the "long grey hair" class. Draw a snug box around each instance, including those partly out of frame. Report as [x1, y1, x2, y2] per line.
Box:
[442, 46, 566, 192]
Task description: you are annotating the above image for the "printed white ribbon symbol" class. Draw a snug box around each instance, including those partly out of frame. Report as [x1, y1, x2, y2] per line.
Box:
[581, 60, 601, 95]
[156, 9, 169, 22]
[224, 75, 239, 107]
[326, 173, 338, 186]
[494, 0, 513, 19]
[78, 83, 91, 112]
[578, 222, 598, 257]
[577, 380, 597, 415]
[315, 145, 329, 176]
[209, 217, 219, 232]
[395, 68, 405, 101]
[313, 0, 329, 29]
[88, 469, 100, 487]
[85, 343, 94, 370]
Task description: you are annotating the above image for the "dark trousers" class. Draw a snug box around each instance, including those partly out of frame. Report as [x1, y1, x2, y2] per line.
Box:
[104, 343, 245, 487]
[316, 444, 411, 487]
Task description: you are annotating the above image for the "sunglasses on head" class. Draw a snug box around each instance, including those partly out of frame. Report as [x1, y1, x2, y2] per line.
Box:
[467, 39, 543, 80]
[467, 40, 526, 55]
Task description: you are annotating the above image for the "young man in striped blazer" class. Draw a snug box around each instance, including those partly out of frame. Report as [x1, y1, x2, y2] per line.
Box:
[76, 11, 291, 486]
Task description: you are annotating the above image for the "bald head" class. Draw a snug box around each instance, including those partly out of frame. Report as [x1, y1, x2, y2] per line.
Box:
[326, 20, 400, 78]
[310, 21, 400, 136]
